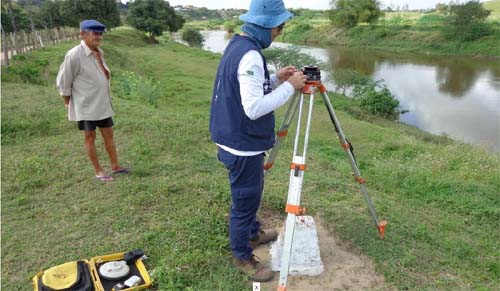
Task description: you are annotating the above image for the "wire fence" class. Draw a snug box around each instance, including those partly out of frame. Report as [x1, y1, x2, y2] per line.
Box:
[1, 27, 80, 65]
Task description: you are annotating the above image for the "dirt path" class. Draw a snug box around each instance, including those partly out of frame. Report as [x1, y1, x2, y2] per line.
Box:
[253, 211, 392, 291]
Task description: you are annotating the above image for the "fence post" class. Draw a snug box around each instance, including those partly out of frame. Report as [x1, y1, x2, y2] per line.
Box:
[10, 32, 18, 56]
[30, 31, 35, 50]
[22, 31, 28, 53]
[1, 24, 10, 66]
[55, 28, 60, 44]
[36, 29, 44, 48]
[21, 33, 26, 53]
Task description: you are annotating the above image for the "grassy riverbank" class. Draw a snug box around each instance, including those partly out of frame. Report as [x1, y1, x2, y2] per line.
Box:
[275, 2, 500, 58]
[2, 27, 499, 291]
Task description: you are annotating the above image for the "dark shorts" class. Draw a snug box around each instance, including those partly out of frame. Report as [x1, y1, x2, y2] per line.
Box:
[78, 117, 114, 131]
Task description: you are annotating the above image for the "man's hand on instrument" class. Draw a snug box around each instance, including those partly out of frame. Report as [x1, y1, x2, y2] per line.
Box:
[277, 66, 297, 83]
[287, 71, 307, 90]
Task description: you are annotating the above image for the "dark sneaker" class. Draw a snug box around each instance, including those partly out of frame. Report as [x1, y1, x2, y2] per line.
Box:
[233, 255, 274, 282]
[250, 229, 278, 249]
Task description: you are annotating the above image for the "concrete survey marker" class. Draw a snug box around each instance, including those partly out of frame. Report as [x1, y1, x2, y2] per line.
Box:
[270, 215, 324, 276]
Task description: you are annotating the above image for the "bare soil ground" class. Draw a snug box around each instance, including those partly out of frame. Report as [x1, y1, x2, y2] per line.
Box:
[253, 211, 393, 291]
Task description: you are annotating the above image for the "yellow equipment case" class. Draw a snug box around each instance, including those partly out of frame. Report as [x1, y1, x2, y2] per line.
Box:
[32, 250, 151, 291]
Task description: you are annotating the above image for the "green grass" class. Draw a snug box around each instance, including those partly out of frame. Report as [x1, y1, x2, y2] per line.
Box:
[2, 28, 499, 291]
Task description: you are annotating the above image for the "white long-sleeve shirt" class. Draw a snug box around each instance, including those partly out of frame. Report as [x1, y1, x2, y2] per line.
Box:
[217, 50, 296, 156]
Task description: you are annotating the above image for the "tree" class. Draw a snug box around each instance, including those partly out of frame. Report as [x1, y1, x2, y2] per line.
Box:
[1, 1, 30, 32]
[127, 0, 185, 41]
[328, 0, 383, 28]
[443, 0, 491, 41]
[435, 3, 448, 14]
[39, 0, 65, 29]
[447, 1, 490, 27]
[60, 0, 121, 29]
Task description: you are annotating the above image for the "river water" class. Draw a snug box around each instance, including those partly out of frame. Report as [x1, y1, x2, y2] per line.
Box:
[199, 30, 500, 152]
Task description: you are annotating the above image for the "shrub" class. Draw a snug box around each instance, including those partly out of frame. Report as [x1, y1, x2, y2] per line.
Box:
[181, 27, 204, 48]
[353, 80, 401, 119]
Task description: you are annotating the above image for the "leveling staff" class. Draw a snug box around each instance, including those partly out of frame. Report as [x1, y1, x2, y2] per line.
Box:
[209, 0, 307, 282]
[56, 20, 129, 182]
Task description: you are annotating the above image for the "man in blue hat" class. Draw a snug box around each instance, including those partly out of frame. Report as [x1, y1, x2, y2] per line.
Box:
[209, 0, 307, 282]
[57, 20, 129, 182]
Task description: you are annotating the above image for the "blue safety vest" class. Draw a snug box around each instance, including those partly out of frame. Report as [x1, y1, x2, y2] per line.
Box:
[209, 34, 274, 151]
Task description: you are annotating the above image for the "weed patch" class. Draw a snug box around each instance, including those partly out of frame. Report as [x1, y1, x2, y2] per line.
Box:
[114, 71, 161, 107]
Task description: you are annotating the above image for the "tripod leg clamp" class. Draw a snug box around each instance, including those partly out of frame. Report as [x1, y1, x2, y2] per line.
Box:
[277, 130, 288, 137]
[341, 142, 350, 150]
[264, 162, 274, 170]
[290, 163, 306, 177]
[285, 204, 306, 215]
[355, 176, 366, 184]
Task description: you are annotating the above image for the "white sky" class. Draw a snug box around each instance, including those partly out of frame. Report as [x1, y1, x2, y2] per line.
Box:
[144, 0, 480, 10]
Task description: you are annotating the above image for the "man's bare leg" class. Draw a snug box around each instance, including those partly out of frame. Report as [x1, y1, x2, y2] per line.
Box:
[84, 130, 107, 177]
[100, 126, 126, 172]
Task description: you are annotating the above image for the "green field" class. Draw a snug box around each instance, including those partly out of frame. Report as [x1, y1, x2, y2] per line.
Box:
[1, 28, 499, 291]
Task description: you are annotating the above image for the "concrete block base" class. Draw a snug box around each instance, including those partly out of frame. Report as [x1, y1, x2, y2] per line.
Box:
[270, 215, 324, 276]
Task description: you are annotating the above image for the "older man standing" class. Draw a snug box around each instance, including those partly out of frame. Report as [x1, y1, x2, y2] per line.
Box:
[57, 20, 128, 182]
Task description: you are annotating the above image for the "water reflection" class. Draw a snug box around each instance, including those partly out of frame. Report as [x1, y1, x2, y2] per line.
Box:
[199, 31, 500, 152]
[329, 47, 378, 76]
[329, 47, 500, 98]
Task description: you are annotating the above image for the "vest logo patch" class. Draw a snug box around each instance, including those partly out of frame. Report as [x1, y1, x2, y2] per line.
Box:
[263, 79, 272, 94]
[246, 70, 254, 76]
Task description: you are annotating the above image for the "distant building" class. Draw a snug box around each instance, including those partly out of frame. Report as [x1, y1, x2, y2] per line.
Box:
[174, 5, 195, 11]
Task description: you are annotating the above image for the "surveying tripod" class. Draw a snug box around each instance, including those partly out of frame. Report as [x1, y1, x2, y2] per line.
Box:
[264, 66, 387, 291]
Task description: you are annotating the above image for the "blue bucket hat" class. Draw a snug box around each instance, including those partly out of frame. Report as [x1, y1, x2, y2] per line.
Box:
[80, 20, 106, 32]
[239, 0, 293, 28]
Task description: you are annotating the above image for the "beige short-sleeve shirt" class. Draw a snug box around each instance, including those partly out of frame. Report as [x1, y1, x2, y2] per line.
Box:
[56, 40, 114, 121]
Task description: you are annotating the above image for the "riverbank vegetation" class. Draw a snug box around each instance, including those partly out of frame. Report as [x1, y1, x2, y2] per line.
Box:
[2, 27, 499, 291]
[274, 0, 500, 57]
[205, 1, 500, 57]
[181, 27, 204, 48]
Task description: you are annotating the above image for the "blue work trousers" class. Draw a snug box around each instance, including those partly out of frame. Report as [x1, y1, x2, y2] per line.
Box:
[217, 147, 263, 261]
